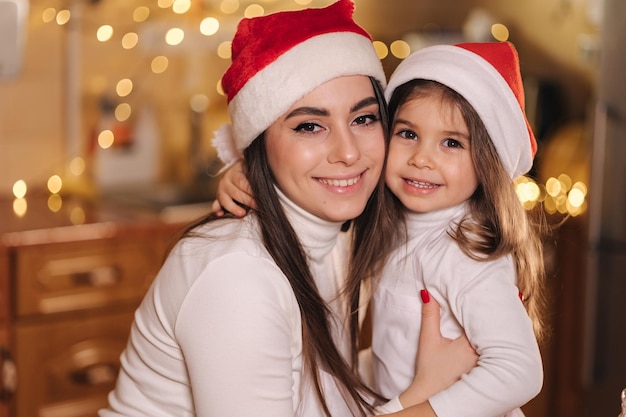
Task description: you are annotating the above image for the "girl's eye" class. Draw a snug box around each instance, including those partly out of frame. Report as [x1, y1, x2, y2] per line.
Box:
[396, 129, 417, 140]
[294, 122, 323, 134]
[353, 114, 378, 126]
[443, 138, 464, 148]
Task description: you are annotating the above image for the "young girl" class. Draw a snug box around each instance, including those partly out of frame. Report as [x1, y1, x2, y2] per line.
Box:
[215, 42, 546, 416]
[99, 2, 477, 417]
[368, 42, 546, 417]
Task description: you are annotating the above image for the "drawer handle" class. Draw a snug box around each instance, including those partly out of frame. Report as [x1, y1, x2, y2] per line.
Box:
[71, 266, 121, 287]
[0, 347, 17, 402]
[70, 363, 118, 386]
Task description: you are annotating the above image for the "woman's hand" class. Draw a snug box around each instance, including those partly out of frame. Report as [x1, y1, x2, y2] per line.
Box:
[210, 160, 257, 217]
[399, 290, 478, 408]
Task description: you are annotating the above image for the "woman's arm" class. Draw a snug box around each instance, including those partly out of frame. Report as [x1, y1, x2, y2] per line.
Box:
[377, 294, 478, 417]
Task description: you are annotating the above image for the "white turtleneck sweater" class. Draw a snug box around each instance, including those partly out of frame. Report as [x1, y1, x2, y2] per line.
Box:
[370, 204, 543, 417]
[99, 191, 360, 417]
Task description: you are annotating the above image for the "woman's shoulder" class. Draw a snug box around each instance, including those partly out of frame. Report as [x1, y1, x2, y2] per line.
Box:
[167, 216, 291, 289]
[175, 216, 267, 258]
[153, 216, 296, 316]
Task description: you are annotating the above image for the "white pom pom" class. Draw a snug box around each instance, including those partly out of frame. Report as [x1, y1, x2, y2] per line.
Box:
[211, 124, 242, 174]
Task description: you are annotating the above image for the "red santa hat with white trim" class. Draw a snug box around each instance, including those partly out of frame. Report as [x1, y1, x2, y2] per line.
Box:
[384, 42, 537, 179]
[212, 0, 386, 169]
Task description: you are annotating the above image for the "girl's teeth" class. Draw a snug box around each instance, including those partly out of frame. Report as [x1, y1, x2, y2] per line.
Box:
[407, 179, 438, 188]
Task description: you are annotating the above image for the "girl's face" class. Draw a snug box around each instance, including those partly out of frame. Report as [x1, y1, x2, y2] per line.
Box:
[265, 75, 385, 222]
[385, 94, 478, 214]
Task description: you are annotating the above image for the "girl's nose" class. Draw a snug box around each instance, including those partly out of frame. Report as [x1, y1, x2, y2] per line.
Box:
[408, 144, 434, 169]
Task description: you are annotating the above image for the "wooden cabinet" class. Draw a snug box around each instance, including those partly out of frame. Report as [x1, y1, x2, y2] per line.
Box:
[0, 196, 189, 417]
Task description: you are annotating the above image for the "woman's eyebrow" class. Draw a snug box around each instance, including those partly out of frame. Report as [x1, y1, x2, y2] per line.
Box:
[351, 96, 378, 113]
[285, 107, 329, 119]
[284, 97, 378, 120]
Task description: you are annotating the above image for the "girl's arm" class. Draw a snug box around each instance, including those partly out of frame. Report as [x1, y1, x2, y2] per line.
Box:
[426, 256, 543, 417]
[211, 160, 256, 217]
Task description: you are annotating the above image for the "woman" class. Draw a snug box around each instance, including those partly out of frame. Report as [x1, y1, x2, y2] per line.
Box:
[99, 2, 475, 416]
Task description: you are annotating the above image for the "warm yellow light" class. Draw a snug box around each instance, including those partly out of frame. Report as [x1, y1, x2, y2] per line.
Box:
[151, 56, 169, 73]
[571, 181, 588, 196]
[97, 25, 114, 42]
[116, 79, 133, 97]
[98, 130, 115, 149]
[165, 28, 185, 46]
[556, 195, 568, 214]
[558, 173, 572, 191]
[158, 0, 175, 8]
[244, 4, 264, 18]
[390, 40, 411, 59]
[544, 196, 557, 214]
[12, 180, 27, 199]
[373, 41, 388, 60]
[47, 175, 63, 194]
[69, 157, 86, 176]
[48, 194, 63, 213]
[294, 0, 312, 4]
[173, 0, 192, 14]
[70, 206, 86, 225]
[42, 8, 56, 23]
[122, 32, 139, 49]
[56, 10, 71, 25]
[217, 41, 232, 59]
[133, 6, 150, 22]
[200, 17, 219, 36]
[491, 23, 509, 41]
[220, 0, 240, 14]
[545, 177, 562, 197]
[516, 180, 541, 203]
[115, 103, 132, 122]
[13, 198, 27, 218]
[217, 79, 225, 96]
[190, 94, 210, 112]
[567, 188, 585, 208]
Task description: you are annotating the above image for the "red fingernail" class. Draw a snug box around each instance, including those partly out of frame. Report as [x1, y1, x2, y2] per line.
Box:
[518, 291, 524, 302]
[420, 289, 430, 303]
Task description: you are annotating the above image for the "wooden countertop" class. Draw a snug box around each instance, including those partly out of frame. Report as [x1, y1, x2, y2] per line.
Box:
[0, 192, 208, 249]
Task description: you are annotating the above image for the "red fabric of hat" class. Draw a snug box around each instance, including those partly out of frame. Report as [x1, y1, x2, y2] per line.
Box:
[457, 42, 537, 158]
[222, 0, 371, 102]
[213, 0, 385, 168]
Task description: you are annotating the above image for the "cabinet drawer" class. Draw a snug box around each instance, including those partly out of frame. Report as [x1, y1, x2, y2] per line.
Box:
[14, 310, 134, 417]
[0, 250, 8, 325]
[15, 238, 164, 317]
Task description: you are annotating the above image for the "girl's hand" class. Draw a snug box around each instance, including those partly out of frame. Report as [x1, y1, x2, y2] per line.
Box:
[399, 290, 478, 408]
[211, 161, 257, 217]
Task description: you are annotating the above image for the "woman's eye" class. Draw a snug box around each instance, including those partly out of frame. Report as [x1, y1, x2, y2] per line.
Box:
[353, 114, 378, 126]
[294, 123, 322, 134]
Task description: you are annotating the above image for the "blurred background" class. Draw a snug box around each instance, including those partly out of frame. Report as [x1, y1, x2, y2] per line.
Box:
[0, 0, 624, 416]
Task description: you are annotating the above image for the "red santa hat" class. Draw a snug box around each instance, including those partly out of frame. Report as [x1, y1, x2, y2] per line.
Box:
[384, 42, 537, 179]
[213, 0, 386, 169]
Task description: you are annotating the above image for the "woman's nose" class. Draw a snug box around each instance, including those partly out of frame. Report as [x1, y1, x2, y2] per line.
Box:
[328, 127, 360, 165]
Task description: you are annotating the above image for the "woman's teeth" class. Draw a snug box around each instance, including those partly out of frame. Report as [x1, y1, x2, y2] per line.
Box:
[318, 175, 361, 187]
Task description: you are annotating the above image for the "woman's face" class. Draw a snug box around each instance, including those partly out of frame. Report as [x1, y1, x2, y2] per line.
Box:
[265, 75, 385, 222]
